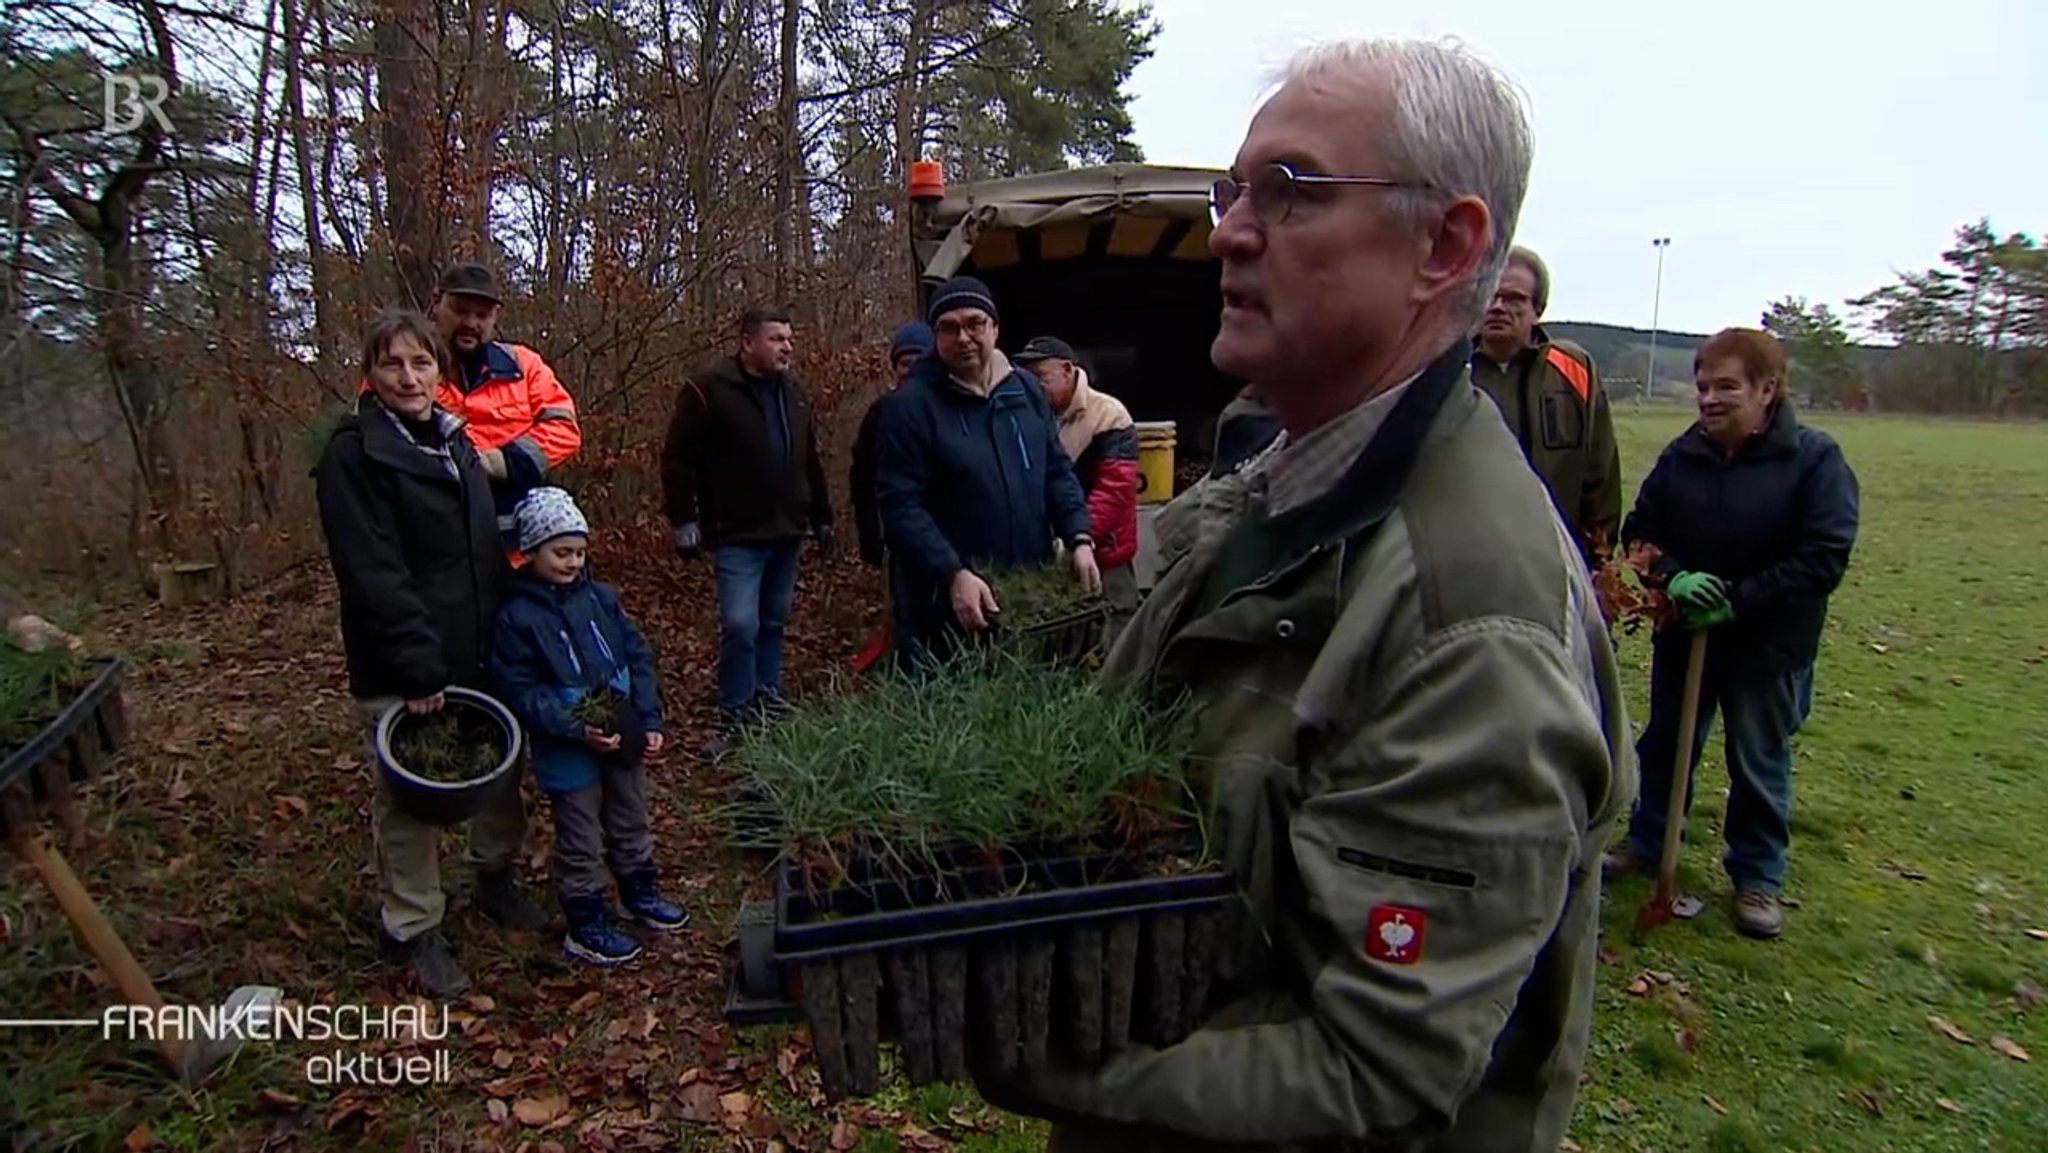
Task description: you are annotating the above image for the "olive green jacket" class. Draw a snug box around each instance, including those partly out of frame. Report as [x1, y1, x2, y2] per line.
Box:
[1470, 328, 1622, 562]
[977, 344, 1635, 1153]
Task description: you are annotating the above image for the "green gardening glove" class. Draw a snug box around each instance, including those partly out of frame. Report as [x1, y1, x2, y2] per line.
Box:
[1666, 570, 1729, 611]
[1681, 600, 1735, 631]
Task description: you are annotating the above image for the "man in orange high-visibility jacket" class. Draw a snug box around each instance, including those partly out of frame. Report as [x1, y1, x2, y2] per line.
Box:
[427, 263, 582, 548]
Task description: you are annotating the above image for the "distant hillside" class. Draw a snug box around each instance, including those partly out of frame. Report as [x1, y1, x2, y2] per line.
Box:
[1545, 321, 1892, 402]
[1543, 321, 1711, 401]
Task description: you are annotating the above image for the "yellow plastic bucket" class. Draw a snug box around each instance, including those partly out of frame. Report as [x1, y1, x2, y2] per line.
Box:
[1134, 421, 1177, 505]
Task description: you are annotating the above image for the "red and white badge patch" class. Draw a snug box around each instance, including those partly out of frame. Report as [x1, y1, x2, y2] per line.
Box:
[1365, 904, 1428, 965]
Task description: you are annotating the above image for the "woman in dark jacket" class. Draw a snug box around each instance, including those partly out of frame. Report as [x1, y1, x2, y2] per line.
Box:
[315, 309, 546, 998]
[1605, 327, 1860, 941]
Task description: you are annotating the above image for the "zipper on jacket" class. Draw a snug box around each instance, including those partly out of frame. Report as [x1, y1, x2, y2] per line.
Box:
[1513, 352, 1537, 458]
[587, 620, 617, 668]
[986, 396, 1018, 559]
[1009, 414, 1032, 472]
[560, 628, 584, 679]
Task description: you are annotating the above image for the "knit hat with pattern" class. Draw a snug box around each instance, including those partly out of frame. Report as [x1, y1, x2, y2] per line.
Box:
[514, 486, 589, 553]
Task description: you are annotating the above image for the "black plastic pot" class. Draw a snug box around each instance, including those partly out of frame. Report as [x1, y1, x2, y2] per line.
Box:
[374, 686, 523, 826]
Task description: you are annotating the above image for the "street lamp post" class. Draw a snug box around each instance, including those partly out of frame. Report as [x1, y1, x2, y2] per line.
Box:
[1644, 237, 1671, 403]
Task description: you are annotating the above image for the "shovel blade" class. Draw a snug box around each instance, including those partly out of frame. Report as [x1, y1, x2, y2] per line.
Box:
[178, 984, 285, 1086]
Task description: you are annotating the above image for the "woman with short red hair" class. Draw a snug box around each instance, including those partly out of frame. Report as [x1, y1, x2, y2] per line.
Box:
[1604, 327, 1861, 940]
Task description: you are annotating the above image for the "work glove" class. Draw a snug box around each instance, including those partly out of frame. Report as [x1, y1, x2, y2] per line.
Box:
[1666, 570, 1729, 612]
[1681, 600, 1735, 631]
[673, 522, 703, 559]
[812, 522, 835, 558]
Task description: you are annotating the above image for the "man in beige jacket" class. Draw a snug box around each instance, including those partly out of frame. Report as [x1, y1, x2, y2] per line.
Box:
[1014, 336, 1143, 630]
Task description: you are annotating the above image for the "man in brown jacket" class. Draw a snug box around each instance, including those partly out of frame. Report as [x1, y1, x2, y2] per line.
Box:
[973, 37, 1634, 1153]
[659, 307, 833, 758]
[1472, 245, 1623, 564]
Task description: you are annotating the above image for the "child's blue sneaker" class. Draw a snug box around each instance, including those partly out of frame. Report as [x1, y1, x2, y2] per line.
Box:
[616, 868, 690, 932]
[561, 894, 641, 966]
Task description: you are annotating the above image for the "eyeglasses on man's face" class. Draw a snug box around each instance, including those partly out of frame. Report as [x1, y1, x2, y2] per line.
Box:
[1209, 161, 1427, 227]
[936, 313, 991, 341]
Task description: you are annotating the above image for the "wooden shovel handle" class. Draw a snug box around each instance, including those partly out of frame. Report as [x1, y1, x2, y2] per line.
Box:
[1652, 630, 1711, 906]
[10, 829, 186, 1074]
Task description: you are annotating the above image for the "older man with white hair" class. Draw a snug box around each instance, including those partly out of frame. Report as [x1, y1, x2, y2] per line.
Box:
[971, 38, 1635, 1153]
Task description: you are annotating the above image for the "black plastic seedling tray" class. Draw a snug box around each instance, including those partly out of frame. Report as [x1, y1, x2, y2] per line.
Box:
[726, 834, 1235, 1101]
[989, 602, 1111, 666]
[0, 659, 128, 838]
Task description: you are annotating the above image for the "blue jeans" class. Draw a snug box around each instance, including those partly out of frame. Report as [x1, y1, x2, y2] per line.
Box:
[1624, 647, 1815, 894]
[713, 540, 801, 713]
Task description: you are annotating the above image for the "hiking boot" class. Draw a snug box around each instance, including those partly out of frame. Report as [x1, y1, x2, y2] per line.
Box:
[1732, 888, 1784, 940]
[698, 729, 733, 765]
[382, 929, 471, 998]
[1601, 846, 1650, 880]
[698, 708, 749, 765]
[616, 867, 690, 932]
[562, 893, 642, 966]
[475, 869, 549, 930]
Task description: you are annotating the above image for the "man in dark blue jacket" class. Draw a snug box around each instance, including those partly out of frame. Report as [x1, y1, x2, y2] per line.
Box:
[1605, 327, 1860, 940]
[875, 276, 1100, 666]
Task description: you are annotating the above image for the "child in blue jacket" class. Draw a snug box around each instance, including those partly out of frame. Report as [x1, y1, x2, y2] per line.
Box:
[490, 487, 687, 965]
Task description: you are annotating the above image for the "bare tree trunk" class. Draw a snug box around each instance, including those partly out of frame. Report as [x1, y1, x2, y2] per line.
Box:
[286, 0, 344, 384]
[313, 0, 364, 281]
[374, 0, 439, 308]
[455, 0, 509, 261]
[544, 11, 568, 302]
[689, 0, 727, 325]
[773, 0, 799, 304]
[1, 162, 33, 408]
[893, 0, 934, 307]
[12, 0, 187, 566]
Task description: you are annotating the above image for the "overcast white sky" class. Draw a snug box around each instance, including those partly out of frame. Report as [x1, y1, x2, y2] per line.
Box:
[1123, 0, 2046, 337]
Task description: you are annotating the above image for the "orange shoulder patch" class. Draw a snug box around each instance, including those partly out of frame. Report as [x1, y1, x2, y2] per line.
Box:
[1545, 346, 1591, 402]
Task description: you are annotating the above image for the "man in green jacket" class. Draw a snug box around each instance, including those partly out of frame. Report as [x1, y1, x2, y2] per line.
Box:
[973, 37, 1635, 1153]
[1472, 245, 1623, 564]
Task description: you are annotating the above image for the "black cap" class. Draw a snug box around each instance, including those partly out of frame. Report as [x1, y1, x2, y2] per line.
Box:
[436, 263, 502, 304]
[1014, 336, 1077, 364]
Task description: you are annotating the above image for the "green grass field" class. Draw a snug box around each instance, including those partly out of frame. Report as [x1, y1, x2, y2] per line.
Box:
[2, 409, 2042, 1152]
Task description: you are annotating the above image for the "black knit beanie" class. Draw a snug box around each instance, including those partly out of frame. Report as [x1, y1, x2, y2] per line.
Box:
[926, 276, 999, 326]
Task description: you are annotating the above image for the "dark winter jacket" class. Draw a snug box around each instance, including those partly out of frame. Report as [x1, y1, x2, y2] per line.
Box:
[315, 395, 509, 701]
[488, 570, 663, 793]
[659, 354, 832, 548]
[850, 388, 893, 566]
[874, 351, 1093, 654]
[1623, 400, 1860, 673]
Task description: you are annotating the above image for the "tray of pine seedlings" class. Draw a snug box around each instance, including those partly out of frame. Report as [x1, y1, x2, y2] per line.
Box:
[721, 646, 1232, 1102]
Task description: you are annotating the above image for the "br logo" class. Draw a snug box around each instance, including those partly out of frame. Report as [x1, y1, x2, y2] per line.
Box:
[102, 74, 173, 135]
